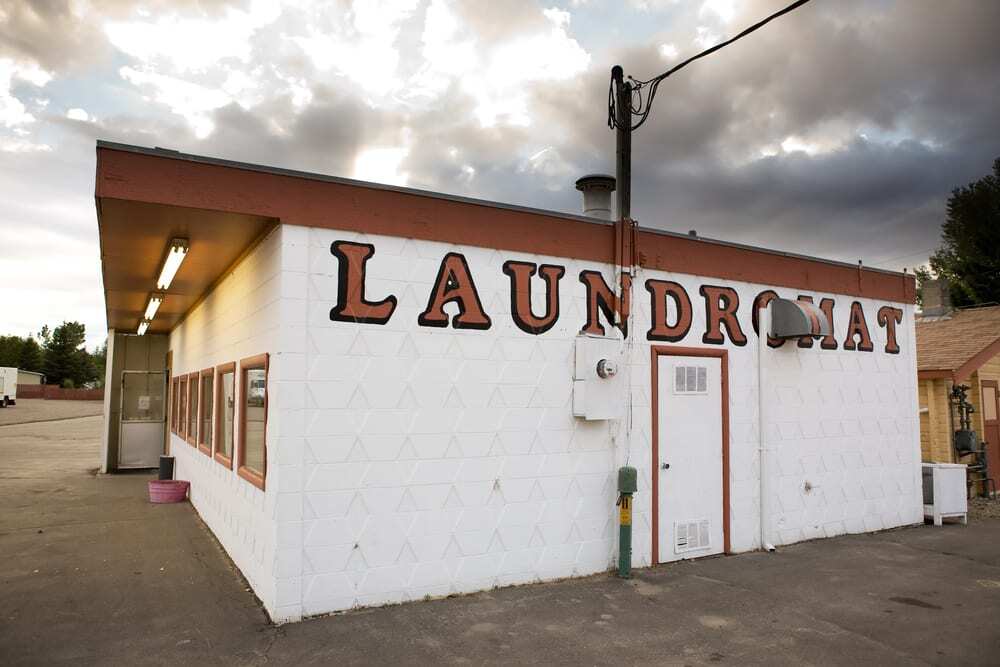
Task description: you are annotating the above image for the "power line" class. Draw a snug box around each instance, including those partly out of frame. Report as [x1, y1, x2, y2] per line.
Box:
[868, 247, 937, 265]
[610, 0, 814, 132]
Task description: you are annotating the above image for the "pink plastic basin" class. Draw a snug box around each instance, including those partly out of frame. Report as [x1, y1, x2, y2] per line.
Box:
[148, 480, 190, 503]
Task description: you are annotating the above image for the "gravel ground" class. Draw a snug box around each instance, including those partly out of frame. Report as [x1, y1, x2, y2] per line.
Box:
[0, 398, 103, 426]
[970, 496, 1000, 520]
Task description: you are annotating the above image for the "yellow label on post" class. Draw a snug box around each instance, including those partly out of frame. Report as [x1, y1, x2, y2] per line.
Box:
[619, 495, 632, 526]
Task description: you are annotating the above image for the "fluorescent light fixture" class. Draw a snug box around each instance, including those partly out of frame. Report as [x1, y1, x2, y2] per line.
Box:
[144, 293, 164, 321]
[156, 238, 189, 290]
[137, 320, 150, 336]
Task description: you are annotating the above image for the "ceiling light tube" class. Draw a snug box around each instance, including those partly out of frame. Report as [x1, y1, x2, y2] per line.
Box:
[156, 238, 189, 290]
[137, 320, 150, 336]
[144, 293, 164, 321]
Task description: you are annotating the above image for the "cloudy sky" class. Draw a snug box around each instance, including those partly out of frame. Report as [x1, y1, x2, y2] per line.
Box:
[1, 0, 998, 347]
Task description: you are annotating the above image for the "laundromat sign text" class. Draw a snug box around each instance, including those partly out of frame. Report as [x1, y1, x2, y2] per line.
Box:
[329, 241, 904, 354]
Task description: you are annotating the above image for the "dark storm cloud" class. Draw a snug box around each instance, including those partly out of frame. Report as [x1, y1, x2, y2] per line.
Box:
[391, 0, 1000, 269]
[6, 0, 1000, 280]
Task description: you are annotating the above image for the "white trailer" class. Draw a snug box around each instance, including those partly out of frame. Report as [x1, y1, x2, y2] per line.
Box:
[0, 367, 17, 407]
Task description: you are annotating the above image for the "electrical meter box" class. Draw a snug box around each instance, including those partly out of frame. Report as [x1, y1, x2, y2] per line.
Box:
[618, 466, 637, 494]
[572, 335, 624, 420]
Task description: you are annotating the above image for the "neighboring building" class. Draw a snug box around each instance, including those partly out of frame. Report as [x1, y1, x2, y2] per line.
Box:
[95, 141, 921, 623]
[916, 279, 1000, 470]
[17, 370, 45, 385]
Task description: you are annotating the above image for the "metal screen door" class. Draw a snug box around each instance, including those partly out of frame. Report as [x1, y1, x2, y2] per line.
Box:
[118, 370, 166, 468]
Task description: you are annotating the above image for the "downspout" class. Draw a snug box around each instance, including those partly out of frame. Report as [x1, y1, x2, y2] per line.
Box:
[758, 303, 775, 552]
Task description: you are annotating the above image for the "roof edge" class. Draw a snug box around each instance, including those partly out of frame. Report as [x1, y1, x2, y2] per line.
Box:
[95, 140, 911, 281]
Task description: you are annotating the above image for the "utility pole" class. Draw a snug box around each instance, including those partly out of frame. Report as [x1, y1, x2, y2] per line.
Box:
[606, 0, 813, 580]
[611, 65, 631, 225]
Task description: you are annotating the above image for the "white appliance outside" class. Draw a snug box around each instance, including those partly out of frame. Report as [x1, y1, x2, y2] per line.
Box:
[922, 462, 967, 525]
[657, 355, 725, 563]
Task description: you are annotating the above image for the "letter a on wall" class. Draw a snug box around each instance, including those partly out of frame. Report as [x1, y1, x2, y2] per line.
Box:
[418, 253, 493, 329]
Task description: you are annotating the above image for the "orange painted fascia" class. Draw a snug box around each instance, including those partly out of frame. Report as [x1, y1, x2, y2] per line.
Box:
[918, 370, 954, 381]
[96, 143, 916, 304]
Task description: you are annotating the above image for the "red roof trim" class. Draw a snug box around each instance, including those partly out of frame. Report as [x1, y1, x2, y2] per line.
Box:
[95, 142, 916, 304]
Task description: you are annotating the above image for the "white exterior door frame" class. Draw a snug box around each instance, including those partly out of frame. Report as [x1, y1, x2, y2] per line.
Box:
[650, 346, 731, 564]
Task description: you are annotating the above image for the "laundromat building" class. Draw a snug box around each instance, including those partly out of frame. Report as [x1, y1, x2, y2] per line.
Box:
[95, 141, 921, 623]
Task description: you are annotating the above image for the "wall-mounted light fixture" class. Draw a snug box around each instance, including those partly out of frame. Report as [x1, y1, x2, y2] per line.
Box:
[144, 293, 165, 321]
[137, 320, 150, 336]
[156, 238, 189, 290]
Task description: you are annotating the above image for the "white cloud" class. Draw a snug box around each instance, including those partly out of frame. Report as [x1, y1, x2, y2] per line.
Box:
[104, 1, 281, 72]
[700, 0, 737, 23]
[119, 66, 231, 138]
[66, 107, 92, 122]
[659, 43, 679, 60]
[294, 0, 420, 93]
[354, 146, 410, 186]
[0, 58, 51, 129]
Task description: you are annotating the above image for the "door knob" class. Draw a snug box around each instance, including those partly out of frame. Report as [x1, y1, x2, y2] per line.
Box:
[661, 463, 670, 470]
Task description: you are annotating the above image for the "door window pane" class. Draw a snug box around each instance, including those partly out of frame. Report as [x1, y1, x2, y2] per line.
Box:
[242, 366, 267, 476]
[218, 370, 235, 459]
[122, 372, 165, 421]
[200, 374, 213, 448]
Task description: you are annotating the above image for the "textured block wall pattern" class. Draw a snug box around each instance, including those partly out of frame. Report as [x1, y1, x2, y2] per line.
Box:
[168, 223, 921, 623]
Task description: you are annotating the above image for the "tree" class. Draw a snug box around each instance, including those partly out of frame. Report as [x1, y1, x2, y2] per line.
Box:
[0, 336, 22, 367]
[43, 321, 95, 387]
[18, 337, 44, 374]
[922, 158, 1000, 308]
[91, 341, 107, 387]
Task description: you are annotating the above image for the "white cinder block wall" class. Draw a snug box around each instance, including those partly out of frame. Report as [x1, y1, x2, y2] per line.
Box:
[170, 223, 921, 624]
[168, 227, 284, 613]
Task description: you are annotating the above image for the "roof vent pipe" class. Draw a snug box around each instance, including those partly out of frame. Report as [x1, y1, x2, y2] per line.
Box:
[574, 174, 616, 220]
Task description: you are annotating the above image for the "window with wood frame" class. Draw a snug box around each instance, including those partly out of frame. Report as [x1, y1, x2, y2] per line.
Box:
[214, 362, 236, 469]
[238, 354, 268, 490]
[186, 372, 198, 445]
[198, 368, 214, 455]
[177, 375, 188, 440]
[170, 377, 179, 433]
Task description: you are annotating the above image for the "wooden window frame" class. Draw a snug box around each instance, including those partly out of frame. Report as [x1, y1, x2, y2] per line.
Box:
[186, 372, 198, 446]
[214, 362, 236, 470]
[237, 353, 269, 491]
[178, 375, 188, 441]
[197, 368, 214, 456]
[170, 377, 179, 434]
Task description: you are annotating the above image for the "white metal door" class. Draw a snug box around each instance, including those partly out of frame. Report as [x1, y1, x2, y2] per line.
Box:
[657, 355, 724, 563]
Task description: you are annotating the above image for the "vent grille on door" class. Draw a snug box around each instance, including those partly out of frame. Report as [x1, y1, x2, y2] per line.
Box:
[674, 365, 707, 394]
[675, 519, 711, 553]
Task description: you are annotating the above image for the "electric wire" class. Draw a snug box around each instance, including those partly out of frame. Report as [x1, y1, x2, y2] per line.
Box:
[609, 0, 814, 132]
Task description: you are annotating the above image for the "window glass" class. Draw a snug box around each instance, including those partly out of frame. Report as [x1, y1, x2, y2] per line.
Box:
[984, 386, 998, 422]
[178, 377, 187, 437]
[241, 366, 267, 476]
[218, 370, 235, 459]
[200, 374, 214, 448]
[188, 377, 198, 441]
[171, 379, 178, 432]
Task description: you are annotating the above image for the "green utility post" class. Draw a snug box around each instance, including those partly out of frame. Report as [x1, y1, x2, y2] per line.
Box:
[617, 466, 637, 578]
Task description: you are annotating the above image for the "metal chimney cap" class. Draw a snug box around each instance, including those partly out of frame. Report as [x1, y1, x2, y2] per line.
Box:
[575, 174, 616, 192]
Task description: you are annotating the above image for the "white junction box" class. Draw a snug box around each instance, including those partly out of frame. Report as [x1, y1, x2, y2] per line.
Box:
[922, 463, 967, 526]
[572, 335, 624, 420]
